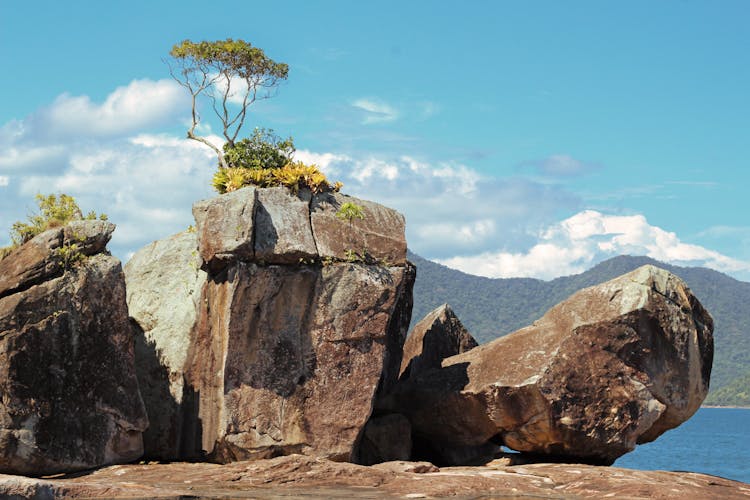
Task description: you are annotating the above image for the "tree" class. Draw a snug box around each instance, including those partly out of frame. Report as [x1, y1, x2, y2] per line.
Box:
[167, 39, 289, 169]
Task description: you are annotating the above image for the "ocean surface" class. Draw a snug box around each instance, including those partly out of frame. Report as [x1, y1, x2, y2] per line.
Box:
[614, 407, 750, 483]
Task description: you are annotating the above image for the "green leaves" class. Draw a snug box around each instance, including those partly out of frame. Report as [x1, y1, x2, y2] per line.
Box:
[335, 202, 365, 222]
[9, 194, 107, 246]
[167, 38, 290, 170]
[170, 39, 288, 80]
[223, 128, 295, 171]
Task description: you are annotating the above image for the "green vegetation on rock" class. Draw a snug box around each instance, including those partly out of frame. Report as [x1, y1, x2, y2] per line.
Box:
[223, 128, 295, 171]
[168, 40, 342, 196]
[335, 202, 365, 222]
[212, 161, 342, 195]
[409, 251, 750, 406]
[0, 194, 107, 261]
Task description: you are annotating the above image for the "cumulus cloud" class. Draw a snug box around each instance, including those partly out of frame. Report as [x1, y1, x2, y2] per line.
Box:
[295, 150, 579, 260]
[7, 80, 743, 284]
[0, 81, 211, 256]
[25, 79, 186, 139]
[520, 154, 600, 177]
[351, 98, 399, 124]
[439, 210, 750, 280]
[9, 134, 216, 256]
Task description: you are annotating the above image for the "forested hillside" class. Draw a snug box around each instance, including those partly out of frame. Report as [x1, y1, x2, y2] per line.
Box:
[409, 252, 750, 405]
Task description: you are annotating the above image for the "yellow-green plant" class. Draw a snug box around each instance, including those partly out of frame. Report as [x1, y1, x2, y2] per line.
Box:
[335, 202, 365, 222]
[10, 194, 107, 246]
[54, 241, 84, 269]
[212, 161, 343, 195]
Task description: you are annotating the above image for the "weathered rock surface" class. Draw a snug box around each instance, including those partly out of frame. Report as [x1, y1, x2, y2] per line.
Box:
[0, 221, 114, 300]
[126, 186, 414, 463]
[192, 186, 257, 272]
[0, 222, 147, 475]
[384, 265, 714, 464]
[254, 186, 318, 264]
[357, 413, 412, 465]
[188, 261, 414, 463]
[399, 303, 478, 381]
[310, 191, 407, 266]
[0, 455, 747, 499]
[191, 187, 407, 272]
[124, 230, 206, 460]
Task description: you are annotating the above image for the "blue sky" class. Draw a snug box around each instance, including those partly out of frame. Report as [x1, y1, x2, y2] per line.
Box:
[2, 0, 749, 280]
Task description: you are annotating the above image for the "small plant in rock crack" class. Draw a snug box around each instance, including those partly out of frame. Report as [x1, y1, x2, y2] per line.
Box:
[54, 242, 85, 270]
[334, 202, 367, 263]
[335, 202, 365, 223]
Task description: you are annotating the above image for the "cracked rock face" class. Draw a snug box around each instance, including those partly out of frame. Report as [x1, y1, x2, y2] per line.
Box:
[192, 186, 407, 272]
[127, 187, 414, 462]
[190, 262, 414, 462]
[0, 222, 148, 475]
[384, 265, 714, 464]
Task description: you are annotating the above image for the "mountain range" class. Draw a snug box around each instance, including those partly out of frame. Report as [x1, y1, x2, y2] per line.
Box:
[408, 252, 750, 406]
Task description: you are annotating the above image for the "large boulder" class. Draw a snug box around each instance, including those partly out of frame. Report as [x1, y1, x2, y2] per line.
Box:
[191, 187, 408, 271]
[192, 186, 257, 272]
[399, 303, 478, 381]
[384, 265, 713, 465]
[359, 303, 480, 465]
[187, 261, 414, 462]
[126, 187, 415, 462]
[254, 187, 318, 264]
[124, 230, 206, 460]
[0, 221, 148, 475]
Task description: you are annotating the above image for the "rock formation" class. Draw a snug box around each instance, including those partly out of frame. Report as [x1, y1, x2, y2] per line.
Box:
[383, 265, 714, 465]
[0, 221, 148, 475]
[126, 186, 415, 462]
[124, 230, 206, 459]
[399, 303, 478, 381]
[357, 304, 479, 465]
[2, 454, 748, 499]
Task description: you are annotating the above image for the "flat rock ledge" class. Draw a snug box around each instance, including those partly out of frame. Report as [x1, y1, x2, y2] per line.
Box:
[0, 455, 748, 499]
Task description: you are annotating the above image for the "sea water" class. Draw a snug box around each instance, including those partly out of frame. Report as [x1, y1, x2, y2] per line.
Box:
[614, 407, 750, 483]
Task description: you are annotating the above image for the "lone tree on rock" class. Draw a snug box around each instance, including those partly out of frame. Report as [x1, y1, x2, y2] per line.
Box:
[167, 38, 289, 169]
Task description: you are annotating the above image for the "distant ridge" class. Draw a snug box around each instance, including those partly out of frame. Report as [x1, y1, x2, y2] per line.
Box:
[408, 251, 750, 404]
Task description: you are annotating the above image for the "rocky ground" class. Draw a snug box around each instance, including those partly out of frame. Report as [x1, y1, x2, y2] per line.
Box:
[1, 455, 749, 499]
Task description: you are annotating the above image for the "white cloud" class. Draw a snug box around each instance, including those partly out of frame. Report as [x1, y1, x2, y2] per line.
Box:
[14, 135, 216, 254]
[295, 149, 351, 174]
[439, 210, 750, 280]
[351, 98, 399, 124]
[6, 81, 744, 285]
[0, 144, 67, 172]
[293, 152, 579, 260]
[26, 79, 186, 139]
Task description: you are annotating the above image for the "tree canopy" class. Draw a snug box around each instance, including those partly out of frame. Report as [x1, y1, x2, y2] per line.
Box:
[167, 38, 289, 169]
